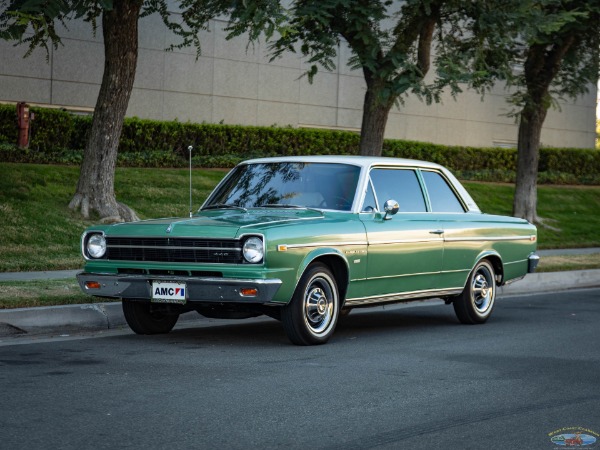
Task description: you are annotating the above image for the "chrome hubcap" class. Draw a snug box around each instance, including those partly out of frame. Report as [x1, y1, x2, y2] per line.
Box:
[304, 276, 336, 335]
[471, 267, 494, 314]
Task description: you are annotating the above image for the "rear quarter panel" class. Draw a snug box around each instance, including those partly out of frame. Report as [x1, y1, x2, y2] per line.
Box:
[438, 213, 537, 288]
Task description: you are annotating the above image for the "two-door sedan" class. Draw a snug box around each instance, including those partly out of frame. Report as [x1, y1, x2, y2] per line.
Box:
[77, 156, 539, 345]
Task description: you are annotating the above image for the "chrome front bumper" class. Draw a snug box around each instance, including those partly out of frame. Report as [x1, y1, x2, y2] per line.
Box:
[76, 272, 283, 304]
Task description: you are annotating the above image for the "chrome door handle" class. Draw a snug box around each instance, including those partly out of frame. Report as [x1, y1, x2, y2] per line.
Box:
[429, 230, 444, 235]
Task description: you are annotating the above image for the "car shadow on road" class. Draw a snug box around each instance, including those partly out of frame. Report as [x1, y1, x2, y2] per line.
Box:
[118, 302, 463, 347]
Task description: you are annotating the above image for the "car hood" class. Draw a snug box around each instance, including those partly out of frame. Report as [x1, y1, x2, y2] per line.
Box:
[102, 209, 325, 239]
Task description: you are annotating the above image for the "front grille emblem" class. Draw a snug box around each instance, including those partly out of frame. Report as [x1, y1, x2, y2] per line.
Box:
[166, 224, 173, 234]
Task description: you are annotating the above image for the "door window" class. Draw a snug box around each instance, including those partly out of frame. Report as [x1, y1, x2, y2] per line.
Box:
[421, 171, 465, 213]
[368, 169, 427, 213]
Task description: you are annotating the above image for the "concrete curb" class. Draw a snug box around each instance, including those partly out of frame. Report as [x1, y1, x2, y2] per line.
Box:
[498, 269, 600, 296]
[0, 303, 125, 332]
[1, 270, 599, 335]
[0, 302, 205, 335]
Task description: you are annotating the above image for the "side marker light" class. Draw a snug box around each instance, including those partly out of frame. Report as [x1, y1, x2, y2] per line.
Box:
[85, 281, 101, 290]
[240, 288, 258, 297]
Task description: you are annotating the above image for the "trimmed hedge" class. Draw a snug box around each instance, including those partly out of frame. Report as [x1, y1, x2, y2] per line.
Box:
[0, 104, 76, 152]
[1, 103, 599, 184]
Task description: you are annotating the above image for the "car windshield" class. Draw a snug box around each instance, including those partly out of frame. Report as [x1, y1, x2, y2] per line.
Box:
[204, 162, 361, 211]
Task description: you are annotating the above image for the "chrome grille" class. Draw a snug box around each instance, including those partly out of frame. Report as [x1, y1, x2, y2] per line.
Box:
[106, 237, 243, 264]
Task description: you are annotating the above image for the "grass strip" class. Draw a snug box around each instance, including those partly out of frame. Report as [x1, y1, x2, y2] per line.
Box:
[0, 279, 119, 309]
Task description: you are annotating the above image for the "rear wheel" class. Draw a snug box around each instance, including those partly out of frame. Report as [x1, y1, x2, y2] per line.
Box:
[453, 260, 496, 324]
[122, 300, 179, 334]
[282, 263, 340, 345]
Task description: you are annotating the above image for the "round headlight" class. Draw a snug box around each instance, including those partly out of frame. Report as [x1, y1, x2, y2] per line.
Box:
[243, 236, 263, 263]
[87, 234, 107, 259]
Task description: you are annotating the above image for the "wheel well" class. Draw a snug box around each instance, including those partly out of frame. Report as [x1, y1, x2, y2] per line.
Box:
[311, 255, 349, 302]
[482, 255, 504, 286]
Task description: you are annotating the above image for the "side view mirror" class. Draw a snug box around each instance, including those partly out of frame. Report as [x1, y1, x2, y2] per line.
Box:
[383, 199, 399, 220]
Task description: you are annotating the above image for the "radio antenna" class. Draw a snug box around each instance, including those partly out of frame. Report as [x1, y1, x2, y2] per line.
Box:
[188, 145, 193, 218]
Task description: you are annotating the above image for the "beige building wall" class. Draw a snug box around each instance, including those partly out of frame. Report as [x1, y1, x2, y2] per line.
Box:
[0, 16, 597, 149]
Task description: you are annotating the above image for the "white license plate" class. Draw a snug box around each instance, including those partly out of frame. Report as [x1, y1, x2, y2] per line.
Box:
[151, 281, 187, 304]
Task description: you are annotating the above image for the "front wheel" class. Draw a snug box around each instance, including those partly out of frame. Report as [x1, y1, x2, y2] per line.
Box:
[122, 300, 179, 334]
[453, 260, 496, 324]
[282, 263, 340, 345]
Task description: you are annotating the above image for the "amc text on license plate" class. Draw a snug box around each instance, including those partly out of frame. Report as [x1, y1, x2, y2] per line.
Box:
[151, 281, 187, 304]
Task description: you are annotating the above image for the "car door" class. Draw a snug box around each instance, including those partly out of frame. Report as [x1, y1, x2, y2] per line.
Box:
[420, 170, 477, 290]
[358, 167, 444, 299]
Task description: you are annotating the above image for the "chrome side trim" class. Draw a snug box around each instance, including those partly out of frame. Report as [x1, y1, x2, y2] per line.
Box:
[345, 287, 463, 306]
[368, 238, 442, 245]
[277, 235, 533, 250]
[444, 236, 534, 243]
[285, 241, 368, 249]
[362, 270, 440, 281]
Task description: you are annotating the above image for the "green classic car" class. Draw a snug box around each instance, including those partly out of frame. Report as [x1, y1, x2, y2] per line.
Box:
[77, 156, 538, 345]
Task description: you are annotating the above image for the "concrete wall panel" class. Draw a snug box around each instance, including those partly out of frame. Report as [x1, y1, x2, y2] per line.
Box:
[258, 64, 300, 104]
[256, 101, 299, 127]
[134, 49, 165, 90]
[299, 73, 338, 107]
[298, 105, 337, 128]
[212, 97, 257, 125]
[0, 75, 51, 104]
[162, 92, 212, 123]
[138, 13, 167, 51]
[127, 89, 164, 120]
[0, 40, 51, 79]
[336, 108, 362, 130]
[338, 75, 365, 110]
[164, 54, 214, 95]
[51, 80, 99, 108]
[52, 39, 104, 84]
[213, 23, 259, 63]
[213, 59, 258, 100]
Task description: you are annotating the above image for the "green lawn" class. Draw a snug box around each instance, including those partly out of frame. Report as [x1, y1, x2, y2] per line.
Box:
[0, 163, 226, 272]
[1, 163, 599, 273]
[463, 182, 600, 249]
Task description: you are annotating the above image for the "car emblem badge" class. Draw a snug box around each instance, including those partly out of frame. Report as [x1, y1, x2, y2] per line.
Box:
[166, 224, 173, 234]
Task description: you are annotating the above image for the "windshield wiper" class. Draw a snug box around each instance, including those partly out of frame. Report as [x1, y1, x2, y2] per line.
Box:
[258, 203, 305, 209]
[202, 203, 247, 212]
[257, 204, 324, 214]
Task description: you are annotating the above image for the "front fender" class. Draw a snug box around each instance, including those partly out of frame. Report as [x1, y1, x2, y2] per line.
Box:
[280, 247, 352, 303]
[296, 248, 350, 283]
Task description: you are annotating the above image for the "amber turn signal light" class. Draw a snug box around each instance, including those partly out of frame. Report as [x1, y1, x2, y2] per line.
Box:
[85, 281, 101, 289]
[240, 288, 258, 297]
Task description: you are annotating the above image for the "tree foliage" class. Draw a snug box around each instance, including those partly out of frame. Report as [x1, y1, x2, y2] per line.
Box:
[0, 0, 281, 222]
[266, 0, 511, 155]
[492, 0, 600, 222]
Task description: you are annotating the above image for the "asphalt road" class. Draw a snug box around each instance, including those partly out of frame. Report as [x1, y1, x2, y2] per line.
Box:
[1, 289, 599, 450]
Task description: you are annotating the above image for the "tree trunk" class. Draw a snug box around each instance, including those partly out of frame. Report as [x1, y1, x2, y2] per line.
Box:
[512, 103, 547, 223]
[359, 77, 393, 156]
[69, 0, 143, 223]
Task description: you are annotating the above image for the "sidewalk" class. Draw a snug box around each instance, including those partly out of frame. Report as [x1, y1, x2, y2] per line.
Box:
[1, 248, 599, 337]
